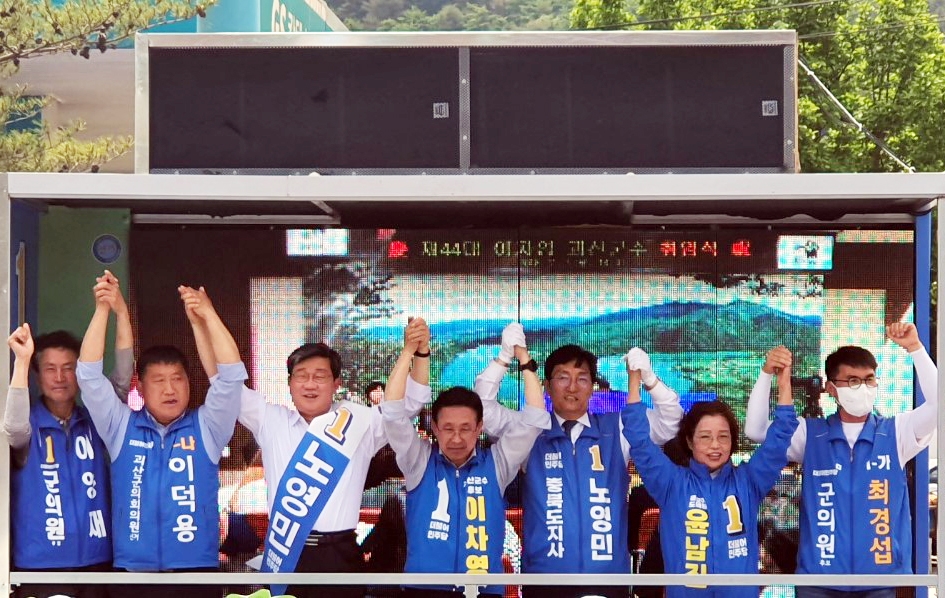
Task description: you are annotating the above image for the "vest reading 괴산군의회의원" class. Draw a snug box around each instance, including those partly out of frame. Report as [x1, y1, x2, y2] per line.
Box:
[111, 409, 219, 570]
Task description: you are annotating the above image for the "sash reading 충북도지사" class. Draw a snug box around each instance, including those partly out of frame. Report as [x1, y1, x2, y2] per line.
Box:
[261, 402, 371, 593]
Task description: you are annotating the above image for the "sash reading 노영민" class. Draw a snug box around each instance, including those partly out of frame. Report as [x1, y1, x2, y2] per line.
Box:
[261, 403, 371, 593]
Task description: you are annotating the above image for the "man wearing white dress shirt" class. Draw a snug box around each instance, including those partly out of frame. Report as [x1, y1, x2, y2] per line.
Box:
[232, 319, 432, 598]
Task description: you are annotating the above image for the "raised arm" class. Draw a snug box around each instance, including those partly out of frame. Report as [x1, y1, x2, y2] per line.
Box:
[520, 345, 545, 411]
[745, 345, 806, 463]
[409, 317, 430, 386]
[887, 322, 938, 456]
[180, 288, 218, 379]
[744, 362, 799, 498]
[80, 277, 112, 364]
[3, 324, 34, 453]
[623, 347, 683, 446]
[402, 317, 431, 415]
[776, 358, 794, 407]
[180, 286, 240, 366]
[77, 272, 132, 458]
[744, 346, 792, 441]
[114, 280, 133, 353]
[384, 320, 420, 404]
[475, 322, 527, 438]
[179, 286, 246, 462]
[382, 322, 431, 491]
[491, 344, 551, 489]
[620, 368, 675, 505]
[102, 271, 134, 400]
[627, 368, 641, 405]
[7, 324, 32, 395]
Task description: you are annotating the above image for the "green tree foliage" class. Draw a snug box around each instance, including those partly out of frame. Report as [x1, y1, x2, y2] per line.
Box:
[0, 0, 213, 172]
[569, 0, 632, 29]
[569, 0, 944, 333]
[572, 0, 945, 174]
[347, 0, 571, 31]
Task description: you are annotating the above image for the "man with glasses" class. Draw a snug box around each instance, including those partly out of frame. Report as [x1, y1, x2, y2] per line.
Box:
[382, 319, 548, 597]
[745, 323, 938, 598]
[204, 319, 432, 598]
[476, 330, 683, 598]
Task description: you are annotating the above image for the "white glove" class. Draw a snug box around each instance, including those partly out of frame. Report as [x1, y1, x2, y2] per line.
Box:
[623, 347, 658, 387]
[499, 322, 526, 363]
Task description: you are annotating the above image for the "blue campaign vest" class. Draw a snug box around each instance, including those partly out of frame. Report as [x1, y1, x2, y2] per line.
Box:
[405, 447, 507, 595]
[111, 410, 219, 570]
[798, 414, 910, 584]
[623, 403, 797, 598]
[658, 462, 769, 598]
[11, 402, 111, 569]
[522, 413, 630, 573]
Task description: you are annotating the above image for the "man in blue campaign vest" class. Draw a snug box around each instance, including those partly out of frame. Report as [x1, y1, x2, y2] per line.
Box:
[475, 328, 683, 598]
[3, 321, 131, 598]
[76, 271, 247, 598]
[745, 323, 938, 598]
[383, 318, 550, 598]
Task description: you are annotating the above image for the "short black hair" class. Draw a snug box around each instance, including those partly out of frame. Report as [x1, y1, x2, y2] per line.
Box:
[825, 346, 877, 380]
[31, 331, 81, 372]
[286, 342, 341, 379]
[431, 386, 483, 423]
[544, 344, 598, 383]
[676, 400, 740, 459]
[137, 345, 188, 379]
[365, 381, 385, 397]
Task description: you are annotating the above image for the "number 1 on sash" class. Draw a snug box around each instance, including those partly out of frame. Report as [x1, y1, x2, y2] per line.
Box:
[588, 445, 605, 471]
[722, 494, 744, 534]
[325, 407, 352, 444]
[432, 478, 451, 523]
[44, 435, 55, 463]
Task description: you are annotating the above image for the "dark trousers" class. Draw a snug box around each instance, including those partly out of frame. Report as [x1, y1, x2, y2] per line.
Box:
[109, 566, 219, 598]
[13, 562, 111, 598]
[796, 588, 898, 598]
[285, 532, 366, 598]
[401, 590, 501, 598]
[523, 585, 630, 598]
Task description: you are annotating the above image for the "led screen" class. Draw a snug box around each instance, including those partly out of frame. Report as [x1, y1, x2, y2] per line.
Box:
[129, 225, 916, 591]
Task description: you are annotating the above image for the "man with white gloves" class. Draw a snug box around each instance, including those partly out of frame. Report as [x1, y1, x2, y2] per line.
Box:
[475, 325, 683, 598]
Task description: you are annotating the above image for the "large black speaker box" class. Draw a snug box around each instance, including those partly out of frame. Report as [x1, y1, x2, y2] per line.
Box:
[142, 32, 797, 173]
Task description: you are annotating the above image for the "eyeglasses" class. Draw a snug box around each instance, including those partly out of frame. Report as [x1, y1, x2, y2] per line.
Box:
[551, 374, 594, 389]
[829, 376, 879, 390]
[290, 371, 334, 384]
[693, 433, 732, 447]
[436, 426, 480, 438]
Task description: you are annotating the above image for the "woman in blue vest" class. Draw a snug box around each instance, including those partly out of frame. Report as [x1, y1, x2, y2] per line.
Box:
[622, 349, 798, 598]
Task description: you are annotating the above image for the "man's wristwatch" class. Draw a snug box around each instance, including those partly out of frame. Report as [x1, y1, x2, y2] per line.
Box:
[518, 359, 538, 372]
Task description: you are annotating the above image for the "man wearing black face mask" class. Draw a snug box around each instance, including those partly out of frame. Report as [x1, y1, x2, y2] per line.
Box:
[745, 323, 937, 598]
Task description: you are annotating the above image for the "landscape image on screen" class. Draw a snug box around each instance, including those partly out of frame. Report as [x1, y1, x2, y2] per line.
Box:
[130, 225, 917, 592]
